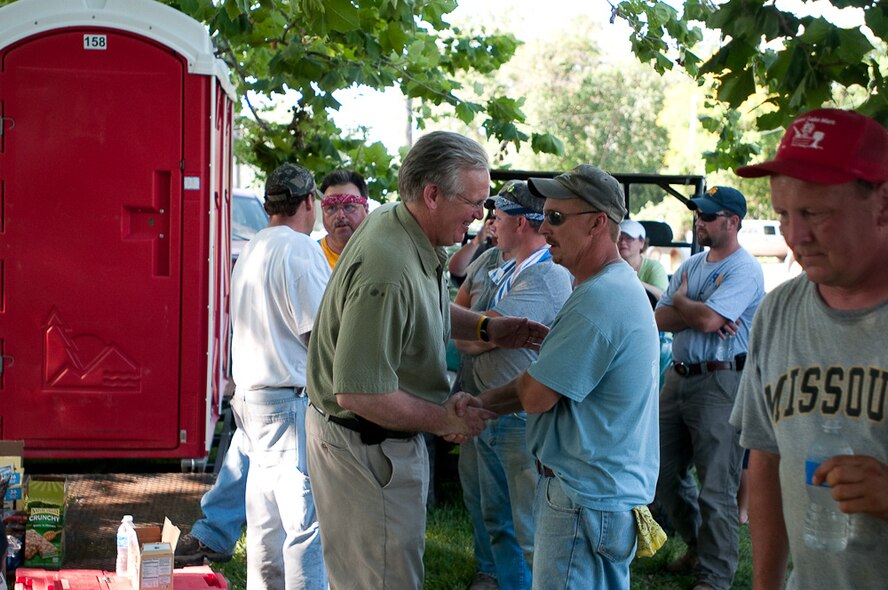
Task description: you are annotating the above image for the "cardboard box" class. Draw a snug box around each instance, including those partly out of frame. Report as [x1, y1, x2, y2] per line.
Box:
[0, 441, 25, 511]
[23, 476, 66, 569]
[130, 518, 180, 590]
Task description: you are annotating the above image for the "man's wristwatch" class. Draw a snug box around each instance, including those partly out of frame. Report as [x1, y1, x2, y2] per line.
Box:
[478, 315, 491, 342]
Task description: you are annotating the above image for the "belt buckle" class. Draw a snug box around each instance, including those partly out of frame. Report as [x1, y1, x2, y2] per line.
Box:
[674, 362, 690, 376]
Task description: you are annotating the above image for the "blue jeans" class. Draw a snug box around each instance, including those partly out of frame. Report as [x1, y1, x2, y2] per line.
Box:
[458, 437, 497, 578]
[476, 415, 536, 589]
[234, 389, 326, 590]
[190, 428, 248, 554]
[532, 477, 637, 590]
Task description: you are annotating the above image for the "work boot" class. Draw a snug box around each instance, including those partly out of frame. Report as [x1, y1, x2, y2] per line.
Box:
[467, 572, 499, 590]
[173, 533, 233, 567]
[665, 550, 698, 574]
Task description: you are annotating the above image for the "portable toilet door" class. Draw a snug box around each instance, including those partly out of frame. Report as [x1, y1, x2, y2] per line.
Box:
[0, 0, 235, 463]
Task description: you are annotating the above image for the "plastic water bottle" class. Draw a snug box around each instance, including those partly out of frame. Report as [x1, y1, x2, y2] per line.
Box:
[803, 420, 853, 551]
[713, 333, 734, 361]
[116, 515, 135, 577]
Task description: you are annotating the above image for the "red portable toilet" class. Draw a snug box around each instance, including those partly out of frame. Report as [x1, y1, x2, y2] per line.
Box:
[0, 0, 234, 467]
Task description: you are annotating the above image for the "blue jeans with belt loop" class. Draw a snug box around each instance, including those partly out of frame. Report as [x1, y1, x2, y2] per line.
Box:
[233, 388, 326, 590]
[532, 476, 637, 590]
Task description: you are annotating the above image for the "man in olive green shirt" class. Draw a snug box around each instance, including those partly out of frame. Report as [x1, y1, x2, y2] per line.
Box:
[306, 131, 548, 589]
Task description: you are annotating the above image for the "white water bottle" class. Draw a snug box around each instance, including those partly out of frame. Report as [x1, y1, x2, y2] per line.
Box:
[115, 515, 135, 577]
[803, 420, 853, 551]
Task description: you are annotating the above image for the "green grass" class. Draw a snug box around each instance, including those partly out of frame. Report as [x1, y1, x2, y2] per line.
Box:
[216, 483, 753, 589]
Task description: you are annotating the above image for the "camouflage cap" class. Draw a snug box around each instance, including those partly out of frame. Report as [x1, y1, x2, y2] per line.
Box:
[265, 163, 319, 202]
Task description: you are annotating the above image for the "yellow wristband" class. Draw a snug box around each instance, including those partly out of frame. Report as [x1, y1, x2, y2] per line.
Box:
[477, 315, 491, 342]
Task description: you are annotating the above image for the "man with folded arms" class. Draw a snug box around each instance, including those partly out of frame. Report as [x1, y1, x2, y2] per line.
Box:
[654, 186, 764, 590]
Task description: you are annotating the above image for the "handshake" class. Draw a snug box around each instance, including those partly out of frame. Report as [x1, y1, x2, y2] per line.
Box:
[439, 391, 497, 444]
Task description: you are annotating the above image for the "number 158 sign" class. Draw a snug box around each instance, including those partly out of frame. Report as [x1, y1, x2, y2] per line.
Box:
[83, 34, 107, 50]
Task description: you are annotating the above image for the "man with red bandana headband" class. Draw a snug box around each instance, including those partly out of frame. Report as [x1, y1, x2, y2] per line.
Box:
[318, 170, 370, 268]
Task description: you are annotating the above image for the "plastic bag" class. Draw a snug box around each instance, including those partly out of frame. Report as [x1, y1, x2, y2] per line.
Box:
[633, 505, 667, 558]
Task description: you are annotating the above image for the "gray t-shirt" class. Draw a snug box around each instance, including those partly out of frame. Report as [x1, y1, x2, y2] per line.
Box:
[458, 248, 572, 394]
[731, 274, 888, 590]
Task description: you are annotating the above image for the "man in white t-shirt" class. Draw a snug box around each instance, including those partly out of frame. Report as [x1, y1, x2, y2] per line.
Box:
[230, 163, 331, 590]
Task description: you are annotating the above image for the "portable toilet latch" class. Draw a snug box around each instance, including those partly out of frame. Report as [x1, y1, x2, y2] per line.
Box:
[0, 354, 14, 376]
[0, 116, 14, 136]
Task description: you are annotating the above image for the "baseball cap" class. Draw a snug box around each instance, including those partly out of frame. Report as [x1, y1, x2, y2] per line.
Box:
[527, 164, 627, 223]
[736, 108, 888, 184]
[484, 180, 545, 219]
[265, 163, 320, 202]
[689, 186, 747, 219]
[619, 219, 646, 240]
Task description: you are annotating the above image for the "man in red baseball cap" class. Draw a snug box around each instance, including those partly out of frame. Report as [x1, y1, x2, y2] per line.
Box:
[731, 108, 888, 590]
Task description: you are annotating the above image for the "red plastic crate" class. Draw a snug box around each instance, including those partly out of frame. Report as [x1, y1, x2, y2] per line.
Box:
[13, 566, 227, 590]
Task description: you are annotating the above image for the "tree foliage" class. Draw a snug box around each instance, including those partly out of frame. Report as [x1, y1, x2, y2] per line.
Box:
[507, 30, 671, 212]
[614, 0, 888, 171]
[159, 0, 563, 198]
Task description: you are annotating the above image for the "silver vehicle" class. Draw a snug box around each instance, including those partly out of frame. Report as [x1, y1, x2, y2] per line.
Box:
[738, 219, 788, 261]
[231, 190, 269, 264]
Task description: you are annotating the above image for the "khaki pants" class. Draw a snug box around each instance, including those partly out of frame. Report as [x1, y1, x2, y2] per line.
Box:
[305, 408, 429, 590]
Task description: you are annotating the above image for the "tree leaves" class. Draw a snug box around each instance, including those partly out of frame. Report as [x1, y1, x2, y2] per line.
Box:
[616, 0, 888, 172]
[146, 0, 556, 198]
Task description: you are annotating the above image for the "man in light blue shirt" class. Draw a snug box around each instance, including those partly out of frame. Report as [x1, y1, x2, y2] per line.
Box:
[654, 186, 764, 590]
[469, 165, 660, 590]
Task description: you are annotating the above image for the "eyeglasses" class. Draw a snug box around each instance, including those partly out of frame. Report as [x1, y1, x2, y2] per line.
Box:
[322, 203, 361, 216]
[543, 209, 600, 226]
[454, 193, 487, 211]
[695, 211, 733, 223]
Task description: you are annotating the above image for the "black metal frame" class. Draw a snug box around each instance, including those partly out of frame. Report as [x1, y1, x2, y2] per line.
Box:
[490, 169, 706, 254]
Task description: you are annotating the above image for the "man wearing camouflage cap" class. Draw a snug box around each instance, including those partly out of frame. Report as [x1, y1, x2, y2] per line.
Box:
[466, 165, 660, 589]
[229, 162, 329, 589]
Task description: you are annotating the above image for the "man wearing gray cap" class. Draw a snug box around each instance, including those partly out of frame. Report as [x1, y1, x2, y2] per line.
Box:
[229, 162, 330, 589]
[453, 180, 572, 590]
[469, 164, 660, 589]
[654, 186, 764, 590]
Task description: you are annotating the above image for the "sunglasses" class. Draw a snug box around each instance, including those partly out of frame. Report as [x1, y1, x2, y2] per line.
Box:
[543, 209, 600, 226]
[694, 211, 733, 222]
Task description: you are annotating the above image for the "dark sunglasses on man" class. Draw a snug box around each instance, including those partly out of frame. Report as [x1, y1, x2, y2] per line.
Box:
[694, 211, 733, 223]
[543, 209, 600, 226]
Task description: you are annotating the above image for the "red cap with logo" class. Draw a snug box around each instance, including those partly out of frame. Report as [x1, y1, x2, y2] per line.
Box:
[735, 108, 888, 184]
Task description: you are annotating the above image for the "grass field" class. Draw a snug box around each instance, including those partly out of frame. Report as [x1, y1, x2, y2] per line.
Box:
[216, 481, 753, 589]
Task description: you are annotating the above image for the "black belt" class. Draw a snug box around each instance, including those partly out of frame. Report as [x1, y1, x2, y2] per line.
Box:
[535, 459, 555, 478]
[673, 354, 746, 377]
[312, 404, 416, 445]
